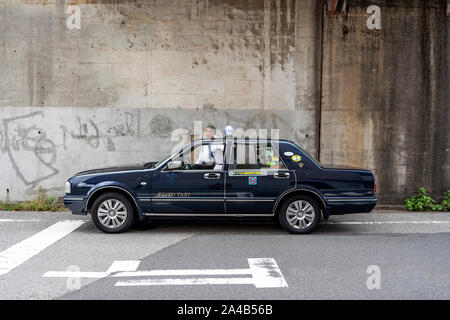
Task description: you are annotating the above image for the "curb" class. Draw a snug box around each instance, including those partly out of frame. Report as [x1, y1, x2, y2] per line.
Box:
[374, 205, 407, 211]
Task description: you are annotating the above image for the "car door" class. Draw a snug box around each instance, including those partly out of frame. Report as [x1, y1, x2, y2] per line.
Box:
[150, 141, 226, 214]
[225, 140, 295, 215]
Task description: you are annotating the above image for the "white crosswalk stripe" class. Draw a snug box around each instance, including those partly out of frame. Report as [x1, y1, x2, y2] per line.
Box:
[0, 220, 85, 276]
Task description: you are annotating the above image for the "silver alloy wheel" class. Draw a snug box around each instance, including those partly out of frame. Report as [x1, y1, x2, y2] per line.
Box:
[97, 199, 128, 229]
[286, 200, 315, 229]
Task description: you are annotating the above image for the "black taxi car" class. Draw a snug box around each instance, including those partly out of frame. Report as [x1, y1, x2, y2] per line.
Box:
[63, 138, 377, 234]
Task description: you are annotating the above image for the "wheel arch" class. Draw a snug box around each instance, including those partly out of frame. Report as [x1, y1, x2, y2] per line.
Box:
[86, 186, 142, 220]
[273, 189, 327, 217]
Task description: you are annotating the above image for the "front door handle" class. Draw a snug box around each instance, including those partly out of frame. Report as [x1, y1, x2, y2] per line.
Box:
[274, 172, 290, 179]
[204, 173, 221, 179]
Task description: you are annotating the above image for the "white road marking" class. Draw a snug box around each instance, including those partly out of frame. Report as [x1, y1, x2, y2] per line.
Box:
[43, 271, 110, 278]
[43, 260, 141, 278]
[115, 268, 251, 277]
[115, 277, 256, 286]
[106, 260, 141, 273]
[248, 258, 287, 288]
[323, 220, 450, 225]
[43, 258, 289, 288]
[43, 269, 251, 278]
[0, 219, 42, 223]
[0, 220, 85, 276]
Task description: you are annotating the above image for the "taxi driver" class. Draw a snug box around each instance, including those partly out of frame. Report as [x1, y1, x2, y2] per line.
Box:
[196, 124, 224, 170]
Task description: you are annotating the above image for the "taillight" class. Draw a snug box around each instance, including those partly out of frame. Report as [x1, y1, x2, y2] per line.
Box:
[374, 183, 377, 194]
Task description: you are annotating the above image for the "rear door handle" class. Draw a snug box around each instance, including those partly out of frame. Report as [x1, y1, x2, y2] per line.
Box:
[274, 172, 290, 179]
[204, 173, 221, 179]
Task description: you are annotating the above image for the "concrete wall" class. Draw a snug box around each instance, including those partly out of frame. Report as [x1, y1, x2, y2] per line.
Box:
[0, 0, 321, 200]
[0, 0, 448, 204]
[320, 0, 449, 204]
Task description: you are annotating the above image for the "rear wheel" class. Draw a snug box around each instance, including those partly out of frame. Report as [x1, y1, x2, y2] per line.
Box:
[278, 195, 320, 234]
[91, 192, 134, 233]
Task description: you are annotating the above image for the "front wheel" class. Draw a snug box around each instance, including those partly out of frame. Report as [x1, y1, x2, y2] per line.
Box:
[91, 192, 134, 233]
[278, 195, 321, 234]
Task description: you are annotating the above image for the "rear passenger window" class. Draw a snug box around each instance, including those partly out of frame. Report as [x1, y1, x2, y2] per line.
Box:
[228, 142, 286, 170]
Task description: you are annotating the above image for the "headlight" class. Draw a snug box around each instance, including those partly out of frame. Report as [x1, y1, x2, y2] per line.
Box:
[65, 181, 71, 194]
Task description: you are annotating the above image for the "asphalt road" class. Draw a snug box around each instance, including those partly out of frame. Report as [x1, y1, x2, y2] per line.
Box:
[0, 210, 449, 300]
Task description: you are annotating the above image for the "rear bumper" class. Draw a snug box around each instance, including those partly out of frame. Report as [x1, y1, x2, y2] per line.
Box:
[63, 196, 87, 215]
[326, 197, 377, 215]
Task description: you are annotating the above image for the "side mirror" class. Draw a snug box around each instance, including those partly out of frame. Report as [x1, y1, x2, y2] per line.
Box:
[167, 160, 182, 170]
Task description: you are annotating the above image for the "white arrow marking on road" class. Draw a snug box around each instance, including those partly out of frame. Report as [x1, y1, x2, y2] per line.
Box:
[44, 271, 111, 278]
[43, 260, 142, 278]
[43, 269, 251, 278]
[115, 277, 256, 286]
[116, 258, 287, 288]
[115, 268, 251, 276]
[248, 258, 287, 288]
[43, 258, 288, 288]
[107, 260, 141, 273]
[0, 219, 42, 223]
[0, 220, 85, 276]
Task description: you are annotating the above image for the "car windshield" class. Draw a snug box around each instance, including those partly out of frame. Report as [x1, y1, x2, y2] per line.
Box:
[152, 154, 173, 168]
[151, 143, 192, 168]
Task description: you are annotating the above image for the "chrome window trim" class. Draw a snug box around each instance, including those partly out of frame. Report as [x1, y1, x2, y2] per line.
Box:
[161, 169, 224, 173]
[71, 139, 303, 178]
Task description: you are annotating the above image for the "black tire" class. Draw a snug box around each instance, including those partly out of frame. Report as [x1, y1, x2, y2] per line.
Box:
[91, 192, 134, 233]
[278, 195, 321, 234]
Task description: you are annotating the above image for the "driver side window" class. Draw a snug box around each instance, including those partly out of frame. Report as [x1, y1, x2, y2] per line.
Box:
[167, 142, 224, 171]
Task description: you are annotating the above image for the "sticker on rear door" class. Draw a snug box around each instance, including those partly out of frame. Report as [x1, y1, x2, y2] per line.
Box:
[248, 176, 257, 185]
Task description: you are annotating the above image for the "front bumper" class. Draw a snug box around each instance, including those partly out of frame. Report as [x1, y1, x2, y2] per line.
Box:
[63, 196, 87, 215]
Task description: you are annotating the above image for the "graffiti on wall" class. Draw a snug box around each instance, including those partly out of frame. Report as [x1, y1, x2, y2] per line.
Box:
[0, 111, 58, 186]
[0, 110, 171, 188]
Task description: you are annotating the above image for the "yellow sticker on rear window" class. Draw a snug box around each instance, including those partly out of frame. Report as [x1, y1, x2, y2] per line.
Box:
[291, 155, 302, 162]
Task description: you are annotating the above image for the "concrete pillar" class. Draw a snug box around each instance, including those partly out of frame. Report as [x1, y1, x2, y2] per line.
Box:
[294, 0, 323, 158]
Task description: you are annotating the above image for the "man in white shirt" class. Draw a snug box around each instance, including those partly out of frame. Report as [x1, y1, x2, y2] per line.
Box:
[196, 124, 224, 170]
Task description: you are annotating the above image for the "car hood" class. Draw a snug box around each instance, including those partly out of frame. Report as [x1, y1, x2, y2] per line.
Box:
[74, 163, 148, 176]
